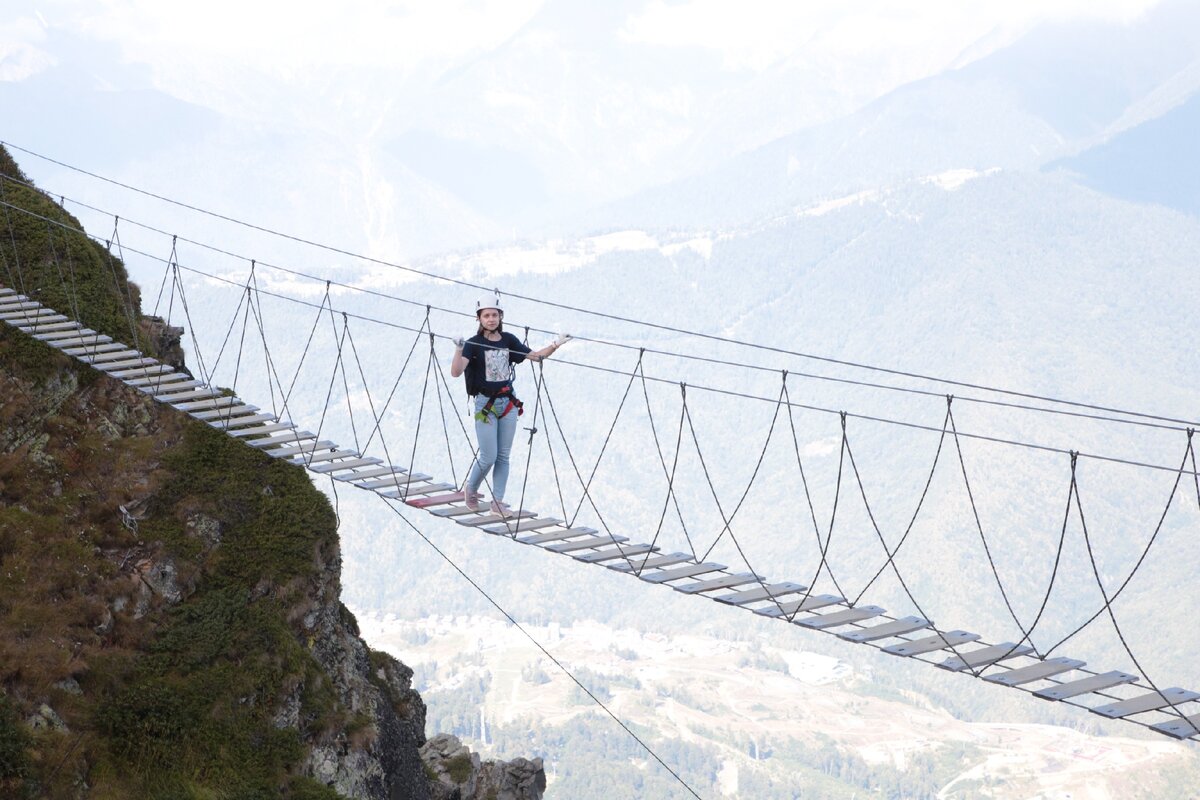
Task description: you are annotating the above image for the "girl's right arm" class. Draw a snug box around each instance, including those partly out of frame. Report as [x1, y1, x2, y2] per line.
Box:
[450, 337, 468, 377]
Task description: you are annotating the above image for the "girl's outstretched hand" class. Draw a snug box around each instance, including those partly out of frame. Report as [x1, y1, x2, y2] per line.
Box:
[554, 333, 572, 347]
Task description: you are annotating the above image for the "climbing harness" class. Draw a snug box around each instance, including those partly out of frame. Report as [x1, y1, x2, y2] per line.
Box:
[474, 385, 523, 423]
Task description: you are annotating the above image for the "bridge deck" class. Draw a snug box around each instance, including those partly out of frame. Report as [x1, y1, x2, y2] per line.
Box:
[4, 283, 1198, 741]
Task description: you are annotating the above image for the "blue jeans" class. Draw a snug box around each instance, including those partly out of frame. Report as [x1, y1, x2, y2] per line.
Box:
[465, 396, 519, 501]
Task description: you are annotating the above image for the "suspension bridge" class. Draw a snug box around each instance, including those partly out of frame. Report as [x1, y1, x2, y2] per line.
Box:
[3, 144, 1200, 769]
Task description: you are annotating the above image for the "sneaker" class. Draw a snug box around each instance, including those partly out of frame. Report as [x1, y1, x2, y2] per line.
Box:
[463, 488, 481, 511]
[489, 499, 512, 518]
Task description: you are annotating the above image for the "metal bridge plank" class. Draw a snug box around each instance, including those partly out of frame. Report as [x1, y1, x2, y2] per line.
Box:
[356, 473, 433, 490]
[838, 616, 931, 643]
[16, 320, 79, 333]
[641, 562, 726, 584]
[268, 441, 338, 459]
[1033, 671, 1138, 701]
[1091, 688, 1200, 719]
[882, 630, 980, 657]
[339, 465, 409, 482]
[226, 423, 295, 437]
[547, 534, 629, 554]
[576, 543, 658, 563]
[984, 657, 1086, 687]
[287, 448, 360, 465]
[63, 343, 127, 356]
[208, 413, 278, 429]
[1151, 715, 1200, 740]
[609, 552, 693, 573]
[797, 605, 886, 630]
[938, 643, 1034, 672]
[379, 482, 453, 497]
[714, 582, 807, 606]
[756, 594, 844, 618]
[481, 517, 564, 535]
[111, 364, 173, 378]
[126, 372, 191, 387]
[404, 491, 464, 507]
[192, 404, 259, 421]
[517, 528, 596, 545]
[311, 457, 384, 474]
[247, 432, 315, 449]
[675, 573, 764, 595]
[459, 510, 537, 527]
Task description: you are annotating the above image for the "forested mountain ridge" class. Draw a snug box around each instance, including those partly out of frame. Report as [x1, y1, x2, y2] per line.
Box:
[0, 146, 545, 799]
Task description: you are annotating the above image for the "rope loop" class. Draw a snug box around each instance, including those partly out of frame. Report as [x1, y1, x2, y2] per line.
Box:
[839, 410, 848, 430]
[946, 393, 955, 407]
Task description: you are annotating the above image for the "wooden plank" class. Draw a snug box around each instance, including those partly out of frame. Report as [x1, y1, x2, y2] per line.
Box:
[379, 482, 454, 497]
[83, 349, 144, 364]
[227, 423, 297, 438]
[796, 605, 886, 630]
[838, 616, 931, 643]
[2, 301, 40, 311]
[756, 594, 844, 618]
[1034, 671, 1139, 702]
[247, 431, 317, 449]
[310, 457, 383, 474]
[1151, 714, 1200, 740]
[356, 473, 433, 490]
[125, 372, 191, 387]
[47, 334, 114, 347]
[15, 320, 79, 333]
[172, 396, 241, 412]
[150, 381, 209, 396]
[111, 364, 173, 378]
[191, 404, 260, 421]
[641, 562, 726, 584]
[208, 414, 278, 429]
[576, 544, 658, 563]
[98, 357, 158, 371]
[404, 491, 464, 508]
[1091, 688, 1200, 719]
[63, 343, 126, 356]
[609, 552, 693, 573]
[714, 582, 807, 606]
[155, 387, 223, 403]
[939, 643, 1034, 672]
[481, 517, 565, 536]
[548, 534, 629, 554]
[517, 528, 597, 545]
[984, 657, 1086, 687]
[36, 328, 101, 341]
[675, 573, 765, 595]
[268, 441, 338, 459]
[431, 505, 485, 518]
[337, 465, 408, 482]
[0, 309, 56, 321]
[882, 631, 980, 658]
[287, 448, 360, 465]
[458, 510, 537, 527]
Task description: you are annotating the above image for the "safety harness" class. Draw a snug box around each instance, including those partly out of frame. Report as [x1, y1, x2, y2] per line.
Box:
[474, 384, 524, 423]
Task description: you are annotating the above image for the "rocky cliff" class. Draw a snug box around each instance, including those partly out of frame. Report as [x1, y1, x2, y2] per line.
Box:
[0, 145, 545, 799]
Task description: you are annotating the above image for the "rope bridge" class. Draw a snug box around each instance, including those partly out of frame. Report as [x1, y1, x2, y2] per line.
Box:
[4, 155, 1200, 757]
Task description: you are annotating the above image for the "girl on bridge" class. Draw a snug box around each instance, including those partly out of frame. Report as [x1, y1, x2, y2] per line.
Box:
[451, 296, 569, 515]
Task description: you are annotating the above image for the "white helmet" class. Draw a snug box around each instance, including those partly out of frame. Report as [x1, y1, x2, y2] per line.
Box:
[476, 295, 503, 315]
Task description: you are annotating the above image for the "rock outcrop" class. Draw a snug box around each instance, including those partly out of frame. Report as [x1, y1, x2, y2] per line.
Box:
[422, 734, 547, 800]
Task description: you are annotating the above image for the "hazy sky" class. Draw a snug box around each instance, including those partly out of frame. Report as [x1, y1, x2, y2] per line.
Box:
[5, 1, 1163, 89]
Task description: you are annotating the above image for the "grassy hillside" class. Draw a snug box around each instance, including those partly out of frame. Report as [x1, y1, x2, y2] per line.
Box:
[0, 144, 432, 799]
[0, 147, 149, 353]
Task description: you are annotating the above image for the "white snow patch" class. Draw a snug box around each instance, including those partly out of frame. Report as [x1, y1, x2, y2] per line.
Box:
[797, 188, 880, 217]
[779, 651, 847, 684]
[920, 167, 1000, 191]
